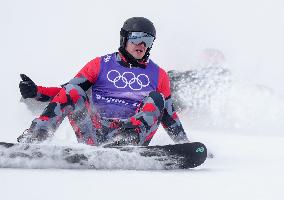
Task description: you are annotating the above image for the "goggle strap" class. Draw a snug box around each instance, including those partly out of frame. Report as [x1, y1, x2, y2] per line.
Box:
[120, 29, 128, 37]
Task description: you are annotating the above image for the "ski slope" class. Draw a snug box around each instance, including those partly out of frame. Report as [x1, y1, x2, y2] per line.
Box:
[1, 0, 284, 200]
[0, 132, 283, 200]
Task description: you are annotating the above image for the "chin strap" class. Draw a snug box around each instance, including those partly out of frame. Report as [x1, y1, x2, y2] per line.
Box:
[118, 47, 149, 68]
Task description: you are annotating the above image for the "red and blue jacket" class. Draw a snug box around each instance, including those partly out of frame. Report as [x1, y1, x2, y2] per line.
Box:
[35, 52, 188, 142]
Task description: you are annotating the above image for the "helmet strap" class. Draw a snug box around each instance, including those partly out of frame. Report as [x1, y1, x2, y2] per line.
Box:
[118, 46, 150, 68]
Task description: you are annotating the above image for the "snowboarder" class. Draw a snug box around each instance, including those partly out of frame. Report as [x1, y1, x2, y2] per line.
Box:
[18, 17, 190, 146]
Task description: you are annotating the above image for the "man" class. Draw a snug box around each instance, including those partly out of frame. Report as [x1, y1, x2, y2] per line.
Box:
[18, 17, 189, 146]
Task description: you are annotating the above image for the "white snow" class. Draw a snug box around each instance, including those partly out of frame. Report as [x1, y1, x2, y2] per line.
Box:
[1, 0, 284, 200]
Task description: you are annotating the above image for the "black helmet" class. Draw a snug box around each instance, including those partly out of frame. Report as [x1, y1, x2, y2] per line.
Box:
[120, 17, 156, 48]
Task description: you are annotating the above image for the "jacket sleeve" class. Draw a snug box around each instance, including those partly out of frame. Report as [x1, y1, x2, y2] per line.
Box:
[35, 86, 61, 102]
[35, 57, 101, 102]
[157, 68, 189, 143]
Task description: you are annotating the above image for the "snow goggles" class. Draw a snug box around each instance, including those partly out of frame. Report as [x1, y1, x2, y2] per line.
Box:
[127, 32, 155, 48]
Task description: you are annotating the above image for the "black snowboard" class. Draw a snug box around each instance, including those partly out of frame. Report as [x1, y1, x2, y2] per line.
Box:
[0, 142, 207, 170]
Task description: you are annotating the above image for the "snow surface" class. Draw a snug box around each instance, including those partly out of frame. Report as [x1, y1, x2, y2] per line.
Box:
[1, 0, 284, 200]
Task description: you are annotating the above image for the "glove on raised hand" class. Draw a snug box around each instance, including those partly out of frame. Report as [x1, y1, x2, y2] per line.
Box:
[19, 74, 37, 99]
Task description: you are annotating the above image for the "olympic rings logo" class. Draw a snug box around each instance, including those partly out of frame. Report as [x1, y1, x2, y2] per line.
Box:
[107, 70, 150, 91]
